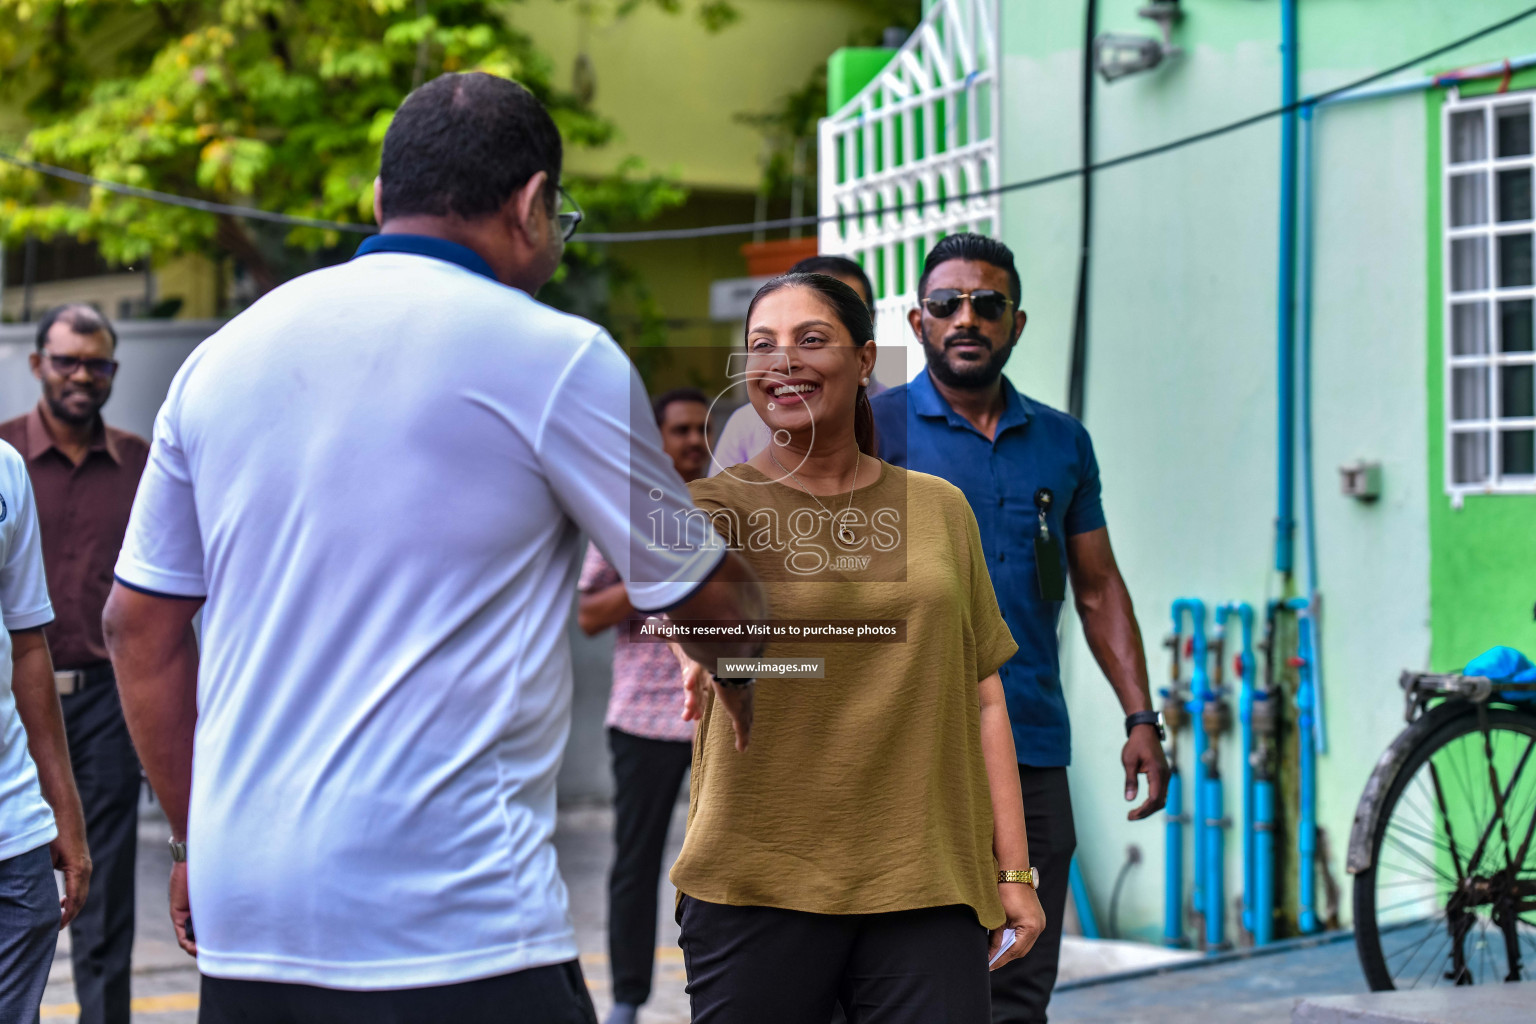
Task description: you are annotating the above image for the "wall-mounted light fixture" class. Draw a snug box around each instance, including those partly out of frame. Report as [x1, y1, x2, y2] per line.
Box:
[1094, 1, 1183, 83]
[1339, 461, 1383, 503]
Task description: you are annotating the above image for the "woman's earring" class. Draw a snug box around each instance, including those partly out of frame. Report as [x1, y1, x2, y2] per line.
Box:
[860, 377, 870, 387]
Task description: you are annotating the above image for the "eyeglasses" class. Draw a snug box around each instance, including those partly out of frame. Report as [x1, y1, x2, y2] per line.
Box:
[44, 354, 119, 380]
[921, 288, 1016, 321]
[557, 186, 583, 242]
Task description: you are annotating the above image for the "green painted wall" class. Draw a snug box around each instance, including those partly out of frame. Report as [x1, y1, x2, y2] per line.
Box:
[527, 0, 885, 191]
[995, 0, 1536, 945]
[1424, 79, 1536, 673]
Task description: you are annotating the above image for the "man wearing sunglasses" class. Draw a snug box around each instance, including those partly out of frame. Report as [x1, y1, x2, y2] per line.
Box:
[871, 234, 1168, 1024]
[0, 303, 146, 1024]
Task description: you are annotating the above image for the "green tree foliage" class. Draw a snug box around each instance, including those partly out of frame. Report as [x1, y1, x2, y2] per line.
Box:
[0, 0, 704, 298]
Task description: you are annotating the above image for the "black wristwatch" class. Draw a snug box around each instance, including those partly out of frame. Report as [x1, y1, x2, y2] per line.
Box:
[1125, 710, 1165, 741]
[711, 674, 755, 690]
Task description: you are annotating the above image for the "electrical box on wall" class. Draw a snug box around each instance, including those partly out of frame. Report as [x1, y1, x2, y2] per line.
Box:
[1339, 461, 1382, 502]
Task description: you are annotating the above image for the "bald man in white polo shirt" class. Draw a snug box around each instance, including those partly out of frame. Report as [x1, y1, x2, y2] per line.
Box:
[102, 72, 765, 1024]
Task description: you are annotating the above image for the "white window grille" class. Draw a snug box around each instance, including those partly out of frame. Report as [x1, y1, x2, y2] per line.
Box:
[1443, 87, 1536, 495]
[817, 0, 1000, 364]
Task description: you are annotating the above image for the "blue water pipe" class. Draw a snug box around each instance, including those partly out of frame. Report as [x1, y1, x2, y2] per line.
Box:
[1274, 0, 1298, 578]
[1069, 856, 1101, 939]
[1171, 599, 1209, 941]
[1296, 99, 1327, 760]
[1200, 744, 1225, 949]
[1163, 763, 1186, 947]
[1286, 596, 1319, 934]
[1217, 602, 1255, 942]
[1160, 623, 1188, 949]
[1253, 754, 1276, 946]
[1252, 601, 1282, 947]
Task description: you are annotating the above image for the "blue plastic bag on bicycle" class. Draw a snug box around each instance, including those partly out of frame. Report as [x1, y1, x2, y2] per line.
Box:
[1463, 645, 1536, 702]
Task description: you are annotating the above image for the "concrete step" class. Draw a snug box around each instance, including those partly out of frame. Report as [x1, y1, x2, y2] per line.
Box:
[1293, 981, 1536, 1024]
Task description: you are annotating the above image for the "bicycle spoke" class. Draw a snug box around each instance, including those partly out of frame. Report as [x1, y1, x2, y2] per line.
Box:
[1480, 720, 1519, 872]
[1376, 874, 1447, 891]
[1407, 928, 1453, 988]
[1386, 913, 1449, 972]
[1404, 775, 1447, 836]
[1512, 744, 1536, 869]
[1459, 731, 1533, 879]
[1385, 816, 1459, 861]
[1427, 761, 1467, 879]
[1383, 832, 1460, 888]
[1376, 893, 1449, 918]
[1361, 712, 1536, 992]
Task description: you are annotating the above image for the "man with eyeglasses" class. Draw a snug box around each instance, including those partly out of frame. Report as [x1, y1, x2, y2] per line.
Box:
[98, 72, 763, 1024]
[870, 234, 1168, 1024]
[0, 303, 145, 1024]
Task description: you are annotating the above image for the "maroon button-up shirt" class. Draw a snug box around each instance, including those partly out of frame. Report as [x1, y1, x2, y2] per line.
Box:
[0, 404, 149, 669]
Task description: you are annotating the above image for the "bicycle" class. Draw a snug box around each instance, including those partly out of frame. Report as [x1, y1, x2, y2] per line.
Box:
[1347, 646, 1536, 990]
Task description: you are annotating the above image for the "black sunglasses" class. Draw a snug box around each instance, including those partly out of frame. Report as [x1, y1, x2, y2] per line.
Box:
[557, 186, 583, 242]
[921, 288, 1016, 321]
[44, 353, 119, 380]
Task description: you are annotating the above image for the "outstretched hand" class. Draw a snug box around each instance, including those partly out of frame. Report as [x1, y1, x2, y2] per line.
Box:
[673, 644, 753, 751]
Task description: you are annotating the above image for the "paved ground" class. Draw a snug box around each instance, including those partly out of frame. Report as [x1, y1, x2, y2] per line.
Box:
[41, 803, 694, 1024]
[1051, 933, 1370, 1023]
[1293, 980, 1536, 1024]
[38, 803, 1400, 1024]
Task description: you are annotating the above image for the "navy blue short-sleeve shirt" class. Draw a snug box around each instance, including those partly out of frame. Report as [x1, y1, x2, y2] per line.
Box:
[871, 369, 1106, 767]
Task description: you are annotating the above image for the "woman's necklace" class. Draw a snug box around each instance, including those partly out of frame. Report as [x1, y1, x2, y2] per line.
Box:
[767, 447, 863, 545]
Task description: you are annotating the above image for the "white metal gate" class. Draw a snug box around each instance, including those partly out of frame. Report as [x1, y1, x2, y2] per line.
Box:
[817, 0, 1000, 364]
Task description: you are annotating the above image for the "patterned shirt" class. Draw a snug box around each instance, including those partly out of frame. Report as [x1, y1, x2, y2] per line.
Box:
[579, 543, 694, 743]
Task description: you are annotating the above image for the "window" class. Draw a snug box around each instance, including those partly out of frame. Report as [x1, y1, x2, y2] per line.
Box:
[1444, 90, 1536, 494]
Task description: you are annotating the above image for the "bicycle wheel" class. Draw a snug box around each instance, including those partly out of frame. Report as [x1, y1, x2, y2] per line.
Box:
[1354, 706, 1536, 990]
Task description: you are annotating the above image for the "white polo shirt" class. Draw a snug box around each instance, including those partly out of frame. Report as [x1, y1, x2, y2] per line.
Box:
[115, 235, 724, 989]
[0, 441, 59, 863]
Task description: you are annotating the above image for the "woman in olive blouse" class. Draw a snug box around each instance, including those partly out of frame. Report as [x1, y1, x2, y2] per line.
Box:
[670, 273, 1046, 1023]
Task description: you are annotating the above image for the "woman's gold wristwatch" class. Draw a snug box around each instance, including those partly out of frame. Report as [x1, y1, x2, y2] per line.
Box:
[998, 868, 1040, 889]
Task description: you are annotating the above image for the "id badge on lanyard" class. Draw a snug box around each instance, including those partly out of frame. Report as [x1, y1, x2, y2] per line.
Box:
[1033, 488, 1066, 602]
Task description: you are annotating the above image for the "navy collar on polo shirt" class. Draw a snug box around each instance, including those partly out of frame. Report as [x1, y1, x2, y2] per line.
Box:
[909, 366, 1033, 443]
[353, 233, 498, 283]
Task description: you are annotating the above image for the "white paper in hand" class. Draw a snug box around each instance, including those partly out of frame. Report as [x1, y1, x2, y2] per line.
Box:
[989, 927, 1017, 967]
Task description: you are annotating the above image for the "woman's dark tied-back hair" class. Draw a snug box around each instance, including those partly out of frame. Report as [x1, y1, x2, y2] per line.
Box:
[745, 272, 878, 458]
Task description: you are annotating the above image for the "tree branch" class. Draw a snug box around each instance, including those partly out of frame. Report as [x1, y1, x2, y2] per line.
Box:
[214, 215, 277, 296]
[263, 13, 292, 71]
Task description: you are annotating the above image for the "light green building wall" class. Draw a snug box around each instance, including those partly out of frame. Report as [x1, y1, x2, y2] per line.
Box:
[526, 0, 885, 192]
[994, 0, 1536, 943]
[1425, 71, 1536, 673]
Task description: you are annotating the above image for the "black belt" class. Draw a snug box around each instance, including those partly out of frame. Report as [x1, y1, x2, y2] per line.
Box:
[55, 663, 114, 696]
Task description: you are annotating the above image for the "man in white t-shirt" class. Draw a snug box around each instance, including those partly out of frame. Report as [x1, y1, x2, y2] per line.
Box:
[101, 72, 765, 1023]
[0, 440, 91, 1021]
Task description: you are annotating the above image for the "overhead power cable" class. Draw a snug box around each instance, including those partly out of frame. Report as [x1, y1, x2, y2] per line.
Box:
[0, 154, 376, 233]
[2, 3, 1535, 243]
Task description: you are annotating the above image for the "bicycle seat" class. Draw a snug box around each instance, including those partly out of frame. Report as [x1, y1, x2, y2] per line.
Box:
[1463, 645, 1536, 702]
